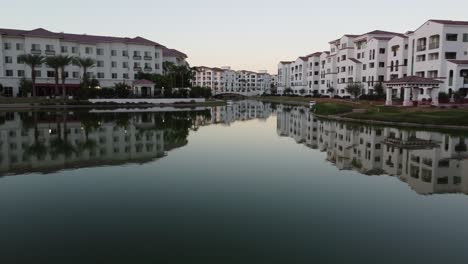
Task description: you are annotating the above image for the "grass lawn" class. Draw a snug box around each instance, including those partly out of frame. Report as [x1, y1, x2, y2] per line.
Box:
[345, 107, 468, 126]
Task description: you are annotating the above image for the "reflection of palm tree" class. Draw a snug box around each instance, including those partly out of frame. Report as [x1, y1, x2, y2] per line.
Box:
[50, 111, 77, 158]
[77, 139, 97, 154]
[25, 112, 48, 159]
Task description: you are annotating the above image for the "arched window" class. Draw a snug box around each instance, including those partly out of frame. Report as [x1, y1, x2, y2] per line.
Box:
[396, 60, 399, 71]
[449, 70, 454, 86]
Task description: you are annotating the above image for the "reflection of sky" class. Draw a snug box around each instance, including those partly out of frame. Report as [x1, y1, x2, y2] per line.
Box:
[2, 113, 468, 262]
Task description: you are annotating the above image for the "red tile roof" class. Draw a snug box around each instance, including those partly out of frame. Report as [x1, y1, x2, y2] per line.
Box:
[447, 60, 468, 65]
[162, 48, 188, 59]
[133, 79, 155, 86]
[0, 27, 164, 47]
[385, 76, 443, 85]
[429, 19, 468, 26]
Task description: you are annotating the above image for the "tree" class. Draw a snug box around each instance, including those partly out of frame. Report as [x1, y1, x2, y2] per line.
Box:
[327, 87, 335, 95]
[299, 89, 306, 95]
[46, 56, 61, 96]
[72, 57, 96, 87]
[345, 83, 363, 99]
[373, 83, 385, 99]
[57, 55, 73, 99]
[284, 88, 293, 95]
[18, 54, 45, 97]
[114, 82, 131, 98]
[18, 78, 32, 97]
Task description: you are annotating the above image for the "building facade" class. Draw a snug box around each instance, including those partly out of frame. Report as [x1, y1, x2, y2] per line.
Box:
[0, 28, 187, 97]
[277, 19, 468, 98]
[191, 66, 273, 96]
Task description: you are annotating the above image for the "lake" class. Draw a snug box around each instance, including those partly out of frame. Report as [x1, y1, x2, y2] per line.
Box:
[1, 100, 468, 263]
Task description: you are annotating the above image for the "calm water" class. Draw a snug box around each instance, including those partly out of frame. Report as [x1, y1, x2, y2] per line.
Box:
[1, 100, 468, 263]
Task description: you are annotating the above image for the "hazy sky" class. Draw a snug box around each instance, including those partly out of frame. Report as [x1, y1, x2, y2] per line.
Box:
[1, 0, 468, 73]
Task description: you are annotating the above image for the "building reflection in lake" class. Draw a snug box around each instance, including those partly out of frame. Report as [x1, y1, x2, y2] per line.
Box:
[277, 105, 468, 195]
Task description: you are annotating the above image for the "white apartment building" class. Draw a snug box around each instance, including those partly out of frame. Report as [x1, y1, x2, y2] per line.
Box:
[277, 19, 468, 98]
[191, 66, 273, 96]
[0, 27, 187, 97]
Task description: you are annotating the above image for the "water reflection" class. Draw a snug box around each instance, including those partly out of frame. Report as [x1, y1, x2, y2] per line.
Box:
[1, 101, 468, 196]
[277, 105, 468, 195]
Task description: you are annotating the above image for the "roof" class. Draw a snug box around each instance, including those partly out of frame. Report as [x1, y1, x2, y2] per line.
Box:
[447, 60, 468, 65]
[429, 19, 468, 26]
[385, 76, 443, 85]
[0, 27, 164, 47]
[133, 79, 155, 86]
[162, 48, 188, 59]
[349, 58, 362, 64]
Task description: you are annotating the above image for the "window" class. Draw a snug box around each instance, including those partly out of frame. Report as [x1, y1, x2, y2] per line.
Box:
[428, 71, 438, 78]
[34, 70, 41, 77]
[369, 63, 375, 68]
[111, 61, 117, 68]
[16, 43, 23, 51]
[72, 47, 78, 54]
[122, 62, 128, 68]
[111, 50, 117, 56]
[464, 34, 468, 42]
[47, 71, 55, 78]
[85, 47, 93, 54]
[97, 48, 104, 55]
[416, 55, 426, 62]
[97, 72, 105, 79]
[3, 87, 13, 97]
[363, 64, 367, 70]
[4, 43, 11, 50]
[31, 44, 41, 51]
[122, 50, 128, 57]
[5, 70, 13, 76]
[4, 56, 12, 64]
[97, 61, 104, 67]
[379, 48, 385, 54]
[73, 72, 79, 78]
[155, 63, 160, 70]
[428, 52, 439, 60]
[17, 70, 25, 77]
[45, 44, 54, 51]
[446, 34, 458, 41]
[379, 62, 385, 68]
[112, 73, 118, 79]
[123, 73, 129, 79]
[445, 52, 457, 60]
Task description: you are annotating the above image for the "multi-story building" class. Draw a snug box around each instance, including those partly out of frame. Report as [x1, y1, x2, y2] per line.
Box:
[277, 19, 468, 98]
[191, 66, 273, 95]
[162, 47, 188, 67]
[0, 27, 187, 97]
[277, 61, 292, 94]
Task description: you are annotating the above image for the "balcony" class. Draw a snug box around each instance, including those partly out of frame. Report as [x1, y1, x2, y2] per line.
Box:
[429, 43, 440, 50]
[133, 56, 142, 60]
[133, 67, 142, 71]
[144, 67, 153, 72]
[45, 49, 56, 55]
[144, 56, 152, 60]
[416, 45, 426, 52]
[31, 49, 42, 55]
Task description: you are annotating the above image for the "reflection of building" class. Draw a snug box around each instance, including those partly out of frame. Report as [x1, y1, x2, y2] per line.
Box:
[277, 106, 468, 195]
[211, 100, 272, 125]
[0, 110, 215, 176]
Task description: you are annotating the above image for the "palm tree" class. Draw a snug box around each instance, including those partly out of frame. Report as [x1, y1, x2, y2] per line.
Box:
[18, 54, 45, 97]
[72, 57, 96, 87]
[56, 55, 73, 99]
[45, 56, 61, 96]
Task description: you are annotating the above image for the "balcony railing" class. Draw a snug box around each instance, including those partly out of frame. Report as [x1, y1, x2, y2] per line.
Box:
[133, 67, 142, 71]
[416, 45, 426, 52]
[429, 43, 440, 50]
[144, 56, 152, 60]
[133, 56, 142, 60]
[31, 49, 42, 54]
[144, 67, 153, 72]
[45, 50, 56, 55]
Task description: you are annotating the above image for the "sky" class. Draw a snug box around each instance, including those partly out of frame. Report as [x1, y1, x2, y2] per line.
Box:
[1, 0, 468, 73]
